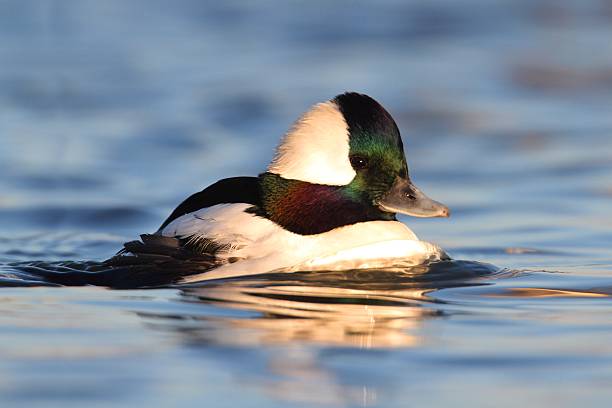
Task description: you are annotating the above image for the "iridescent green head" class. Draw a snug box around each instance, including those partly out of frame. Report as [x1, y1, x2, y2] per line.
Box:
[334, 93, 409, 208]
[262, 92, 448, 235]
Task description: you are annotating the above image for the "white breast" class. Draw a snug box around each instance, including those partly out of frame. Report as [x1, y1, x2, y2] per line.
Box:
[161, 203, 446, 282]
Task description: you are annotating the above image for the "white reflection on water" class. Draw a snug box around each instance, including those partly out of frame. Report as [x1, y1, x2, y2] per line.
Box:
[174, 285, 430, 349]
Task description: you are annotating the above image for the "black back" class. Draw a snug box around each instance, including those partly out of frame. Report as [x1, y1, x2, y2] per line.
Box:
[158, 177, 262, 231]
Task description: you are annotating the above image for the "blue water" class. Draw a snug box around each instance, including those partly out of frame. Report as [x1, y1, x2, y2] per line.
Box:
[1, 1, 612, 406]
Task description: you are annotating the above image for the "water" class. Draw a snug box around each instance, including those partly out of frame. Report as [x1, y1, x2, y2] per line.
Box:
[1, 0, 612, 406]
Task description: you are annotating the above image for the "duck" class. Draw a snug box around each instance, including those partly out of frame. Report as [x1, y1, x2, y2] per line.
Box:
[113, 92, 450, 282]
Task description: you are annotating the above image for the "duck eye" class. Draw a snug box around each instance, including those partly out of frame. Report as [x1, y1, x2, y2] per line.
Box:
[349, 155, 369, 170]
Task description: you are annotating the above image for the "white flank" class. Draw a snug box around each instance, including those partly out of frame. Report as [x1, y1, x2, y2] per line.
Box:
[160, 204, 273, 250]
[267, 101, 356, 186]
[162, 204, 447, 283]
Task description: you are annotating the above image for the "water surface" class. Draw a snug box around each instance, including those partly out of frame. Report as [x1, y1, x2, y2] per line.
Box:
[1, 1, 612, 407]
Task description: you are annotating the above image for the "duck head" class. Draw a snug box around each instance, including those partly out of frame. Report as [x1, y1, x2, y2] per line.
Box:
[261, 92, 449, 235]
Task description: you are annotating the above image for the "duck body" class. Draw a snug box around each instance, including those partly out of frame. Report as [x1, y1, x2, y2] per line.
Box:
[114, 92, 450, 282]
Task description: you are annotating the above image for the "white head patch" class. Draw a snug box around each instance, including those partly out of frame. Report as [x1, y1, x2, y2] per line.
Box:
[267, 100, 356, 186]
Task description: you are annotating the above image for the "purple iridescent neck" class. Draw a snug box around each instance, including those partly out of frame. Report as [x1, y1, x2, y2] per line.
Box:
[256, 172, 394, 235]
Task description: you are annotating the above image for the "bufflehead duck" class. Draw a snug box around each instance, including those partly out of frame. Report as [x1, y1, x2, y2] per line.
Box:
[114, 92, 450, 282]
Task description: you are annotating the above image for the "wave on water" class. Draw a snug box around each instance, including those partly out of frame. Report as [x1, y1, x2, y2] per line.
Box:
[0, 258, 504, 290]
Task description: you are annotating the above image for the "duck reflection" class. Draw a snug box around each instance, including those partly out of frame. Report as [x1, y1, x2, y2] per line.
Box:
[140, 260, 500, 349]
[181, 277, 432, 348]
[135, 261, 500, 406]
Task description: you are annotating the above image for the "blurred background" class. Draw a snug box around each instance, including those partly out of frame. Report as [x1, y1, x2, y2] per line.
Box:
[1, 0, 611, 270]
[1, 2, 612, 408]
